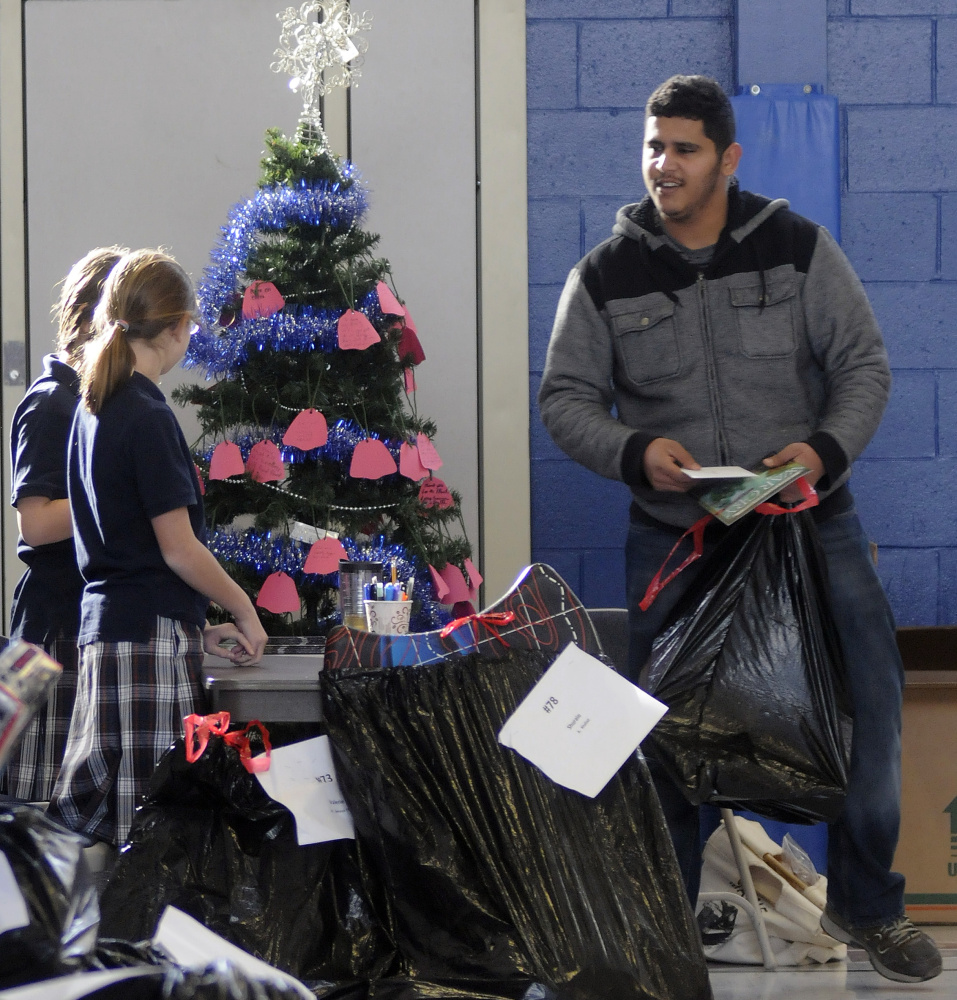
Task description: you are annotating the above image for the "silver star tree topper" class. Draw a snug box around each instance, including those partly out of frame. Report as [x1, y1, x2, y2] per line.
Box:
[271, 1, 372, 144]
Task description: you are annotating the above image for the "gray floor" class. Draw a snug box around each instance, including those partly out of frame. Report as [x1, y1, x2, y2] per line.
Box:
[709, 929, 957, 999]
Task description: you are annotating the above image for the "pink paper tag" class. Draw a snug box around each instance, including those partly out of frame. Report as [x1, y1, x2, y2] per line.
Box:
[402, 306, 418, 334]
[404, 367, 417, 393]
[440, 563, 472, 604]
[304, 536, 349, 575]
[419, 477, 454, 509]
[398, 326, 426, 365]
[338, 309, 381, 350]
[464, 557, 483, 589]
[350, 438, 398, 479]
[283, 408, 328, 450]
[256, 571, 300, 614]
[209, 441, 246, 480]
[376, 281, 404, 316]
[194, 464, 205, 496]
[416, 433, 443, 470]
[242, 280, 285, 320]
[399, 441, 429, 481]
[429, 564, 450, 601]
[246, 440, 285, 483]
[452, 600, 477, 620]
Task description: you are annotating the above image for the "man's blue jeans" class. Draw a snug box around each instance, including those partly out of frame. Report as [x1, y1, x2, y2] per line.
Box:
[625, 505, 906, 927]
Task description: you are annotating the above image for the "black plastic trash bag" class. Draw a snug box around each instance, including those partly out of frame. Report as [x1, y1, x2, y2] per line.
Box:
[0, 804, 99, 988]
[161, 961, 314, 999]
[309, 979, 557, 1000]
[32, 956, 311, 1000]
[642, 510, 852, 823]
[98, 726, 393, 984]
[323, 646, 712, 1000]
[78, 936, 316, 999]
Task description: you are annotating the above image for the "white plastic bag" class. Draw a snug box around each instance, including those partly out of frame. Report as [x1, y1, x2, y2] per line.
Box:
[696, 817, 845, 966]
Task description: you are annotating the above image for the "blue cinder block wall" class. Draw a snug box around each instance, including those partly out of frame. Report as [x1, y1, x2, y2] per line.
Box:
[527, 0, 957, 625]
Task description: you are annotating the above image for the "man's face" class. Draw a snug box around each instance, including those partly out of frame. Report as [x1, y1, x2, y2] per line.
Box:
[642, 116, 734, 227]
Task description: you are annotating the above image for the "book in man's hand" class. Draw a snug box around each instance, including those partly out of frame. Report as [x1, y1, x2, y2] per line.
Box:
[694, 461, 809, 525]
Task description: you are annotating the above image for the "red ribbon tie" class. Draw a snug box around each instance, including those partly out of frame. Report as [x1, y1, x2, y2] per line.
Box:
[183, 711, 272, 773]
[440, 610, 517, 648]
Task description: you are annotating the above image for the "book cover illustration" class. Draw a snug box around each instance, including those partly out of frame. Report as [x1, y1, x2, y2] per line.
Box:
[697, 461, 809, 525]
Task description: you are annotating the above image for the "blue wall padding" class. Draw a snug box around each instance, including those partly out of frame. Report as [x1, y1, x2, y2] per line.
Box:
[729, 81, 842, 878]
[731, 84, 841, 241]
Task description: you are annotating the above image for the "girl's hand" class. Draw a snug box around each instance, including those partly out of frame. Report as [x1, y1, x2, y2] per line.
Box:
[203, 622, 265, 664]
[232, 609, 268, 665]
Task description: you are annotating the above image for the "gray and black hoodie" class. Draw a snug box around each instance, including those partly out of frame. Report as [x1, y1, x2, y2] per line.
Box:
[538, 184, 891, 529]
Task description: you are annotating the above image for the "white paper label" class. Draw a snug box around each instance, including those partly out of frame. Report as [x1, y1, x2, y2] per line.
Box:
[681, 466, 754, 479]
[498, 643, 668, 798]
[255, 736, 354, 845]
[336, 36, 359, 64]
[288, 521, 336, 544]
[0, 852, 30, 933]
[155, 906, 313, 1000]
[0, 968, 161, 1000]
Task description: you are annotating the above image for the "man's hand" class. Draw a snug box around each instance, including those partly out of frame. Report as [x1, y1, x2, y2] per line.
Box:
[762, 442, 824, 502]
[643, 437, 701, 492]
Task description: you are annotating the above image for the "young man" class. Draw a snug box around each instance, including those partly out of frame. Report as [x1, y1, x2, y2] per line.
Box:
[538, 75, 941, 984]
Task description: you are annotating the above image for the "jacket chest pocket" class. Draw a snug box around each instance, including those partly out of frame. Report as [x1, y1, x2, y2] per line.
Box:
[609, 298, 680, 386]
[730, 278, 797, 358]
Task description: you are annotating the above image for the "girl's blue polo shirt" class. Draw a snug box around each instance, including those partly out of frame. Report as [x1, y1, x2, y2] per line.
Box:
[9, 354, 85, 643]
[69, 371, 209, 644]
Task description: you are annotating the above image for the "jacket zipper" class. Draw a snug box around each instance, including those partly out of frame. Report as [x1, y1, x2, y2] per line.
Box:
[697, 271, 731, 464]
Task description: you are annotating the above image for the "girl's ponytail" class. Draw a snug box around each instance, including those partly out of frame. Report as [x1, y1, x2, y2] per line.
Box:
[53, 245, 127, 364]
[80, 319, 136, 414]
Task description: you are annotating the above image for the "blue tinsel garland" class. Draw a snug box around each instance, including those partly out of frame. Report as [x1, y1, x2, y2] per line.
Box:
[207, 528, 449, 630]
[187, 164, 379, 377]
[185, 291, 387, 374]
[198, 170, 367, 323]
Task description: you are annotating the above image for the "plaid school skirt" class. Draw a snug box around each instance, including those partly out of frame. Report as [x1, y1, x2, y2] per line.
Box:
[47, 616, 209, 846]
[1, 633, 79, 802]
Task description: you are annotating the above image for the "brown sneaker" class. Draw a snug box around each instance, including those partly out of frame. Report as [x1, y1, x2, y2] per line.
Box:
[821, 907, 942, 983]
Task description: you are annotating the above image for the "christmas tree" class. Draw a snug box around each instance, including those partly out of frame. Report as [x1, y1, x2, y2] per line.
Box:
[173, 1, 477, 635]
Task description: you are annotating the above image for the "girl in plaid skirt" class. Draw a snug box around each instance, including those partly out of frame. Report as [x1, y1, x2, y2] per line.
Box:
[3, 247, 124, 803]
[47, 249, 266, 846]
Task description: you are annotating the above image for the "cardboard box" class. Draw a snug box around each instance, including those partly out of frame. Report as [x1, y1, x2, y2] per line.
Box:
[895, 626, 957, 924]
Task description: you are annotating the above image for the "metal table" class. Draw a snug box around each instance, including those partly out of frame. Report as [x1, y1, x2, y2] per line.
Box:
[203, 651, 324, 722]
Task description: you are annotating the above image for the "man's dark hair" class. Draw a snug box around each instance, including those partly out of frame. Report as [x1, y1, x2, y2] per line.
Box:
[645, 75, 736, 154]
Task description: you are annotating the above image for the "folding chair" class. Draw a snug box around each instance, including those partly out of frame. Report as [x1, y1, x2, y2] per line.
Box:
[587, 608, 777, 970]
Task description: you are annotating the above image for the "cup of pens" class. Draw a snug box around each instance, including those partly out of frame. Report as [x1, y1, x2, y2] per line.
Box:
[363, 568, 413, 634]
[364, 599, 412, 635]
